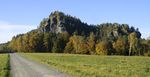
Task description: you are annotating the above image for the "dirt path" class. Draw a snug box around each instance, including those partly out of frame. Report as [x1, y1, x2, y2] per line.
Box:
[10, 53, 71, 77]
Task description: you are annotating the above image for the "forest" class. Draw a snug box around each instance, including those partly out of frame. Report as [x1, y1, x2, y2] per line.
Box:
[1, 11, 150, 56]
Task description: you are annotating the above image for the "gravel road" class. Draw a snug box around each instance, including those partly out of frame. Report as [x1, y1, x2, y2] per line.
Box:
[10, 53, 72, 77]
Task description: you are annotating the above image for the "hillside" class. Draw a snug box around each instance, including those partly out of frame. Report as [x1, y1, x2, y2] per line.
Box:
[38, 11, 141, 38]
[39, 11, 96, 35]
[6, 11, 150, 56]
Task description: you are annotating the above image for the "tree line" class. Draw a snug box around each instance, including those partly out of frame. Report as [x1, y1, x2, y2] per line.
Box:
[1, 11, 150, 56]
[8, 27, 150, 56]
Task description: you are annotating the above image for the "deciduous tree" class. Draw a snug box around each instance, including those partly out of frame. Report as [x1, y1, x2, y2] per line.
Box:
[128, 32, 139, 56]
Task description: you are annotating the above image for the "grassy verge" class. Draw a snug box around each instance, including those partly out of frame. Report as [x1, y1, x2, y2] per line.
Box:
[21, 53, 150, 77]
[0, 54, 10, 77]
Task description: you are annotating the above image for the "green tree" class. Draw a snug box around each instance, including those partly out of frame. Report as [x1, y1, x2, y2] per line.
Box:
[8, 37, 16, 52]
[142, 38, 150, 56]
[113, 36, 128, 55]
[65, 35, 88, 54]
[52, 32, 69, 53]
[22, 33, 30, 52]
[73, 35, 88, 54]
[29, 32, 44, 52]
[87, 32, 96, 54]
[64, 41, 74, 53]
[16, 36, 23, 52]
[96, 41, 112, 55]
[43, 33, 53, 52]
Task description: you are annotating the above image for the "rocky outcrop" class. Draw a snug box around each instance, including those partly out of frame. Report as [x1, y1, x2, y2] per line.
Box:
[40, 12, 67, 33]
[39, 11, 96, 35]
[38, 11, 141, 39]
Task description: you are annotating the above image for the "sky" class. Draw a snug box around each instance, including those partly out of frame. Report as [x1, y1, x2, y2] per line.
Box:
[0, 0, 150, 43]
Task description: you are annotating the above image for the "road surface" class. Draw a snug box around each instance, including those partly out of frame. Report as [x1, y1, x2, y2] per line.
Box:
[10, 53, 71, 77]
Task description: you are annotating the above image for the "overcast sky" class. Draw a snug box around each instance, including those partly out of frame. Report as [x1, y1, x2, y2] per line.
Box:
[0, 0, 150, 43]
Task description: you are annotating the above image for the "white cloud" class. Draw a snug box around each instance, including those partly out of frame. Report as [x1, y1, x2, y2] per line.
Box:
[0, 21, 36, 43]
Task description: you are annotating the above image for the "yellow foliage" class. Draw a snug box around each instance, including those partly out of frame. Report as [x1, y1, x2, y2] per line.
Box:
[96, 41, 109, 55]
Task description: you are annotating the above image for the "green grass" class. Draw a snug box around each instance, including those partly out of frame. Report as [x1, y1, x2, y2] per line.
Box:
[21, 53, 150, 77]
[0, 54, 9, 77]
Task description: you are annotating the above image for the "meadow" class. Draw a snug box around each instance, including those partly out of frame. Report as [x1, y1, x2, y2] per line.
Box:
[21, 53, 150, 77]
[0, 54, 9, 77]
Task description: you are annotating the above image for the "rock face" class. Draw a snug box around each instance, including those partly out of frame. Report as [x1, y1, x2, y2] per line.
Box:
[38, 11, 141, 39]
[39, 11, 96, 35]
[40, 12, 67, 33]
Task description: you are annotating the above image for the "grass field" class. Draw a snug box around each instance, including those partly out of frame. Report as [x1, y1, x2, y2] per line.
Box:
[0, 54, 9, 77]
[21, 53, 150, 77]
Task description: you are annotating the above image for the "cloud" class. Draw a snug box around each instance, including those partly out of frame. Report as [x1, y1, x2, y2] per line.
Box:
[0, 21, 36, 43]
